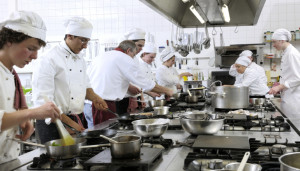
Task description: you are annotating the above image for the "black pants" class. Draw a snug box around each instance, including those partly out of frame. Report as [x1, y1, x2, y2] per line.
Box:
[36, 113, 86, 144]
[115, 97, 129, 115]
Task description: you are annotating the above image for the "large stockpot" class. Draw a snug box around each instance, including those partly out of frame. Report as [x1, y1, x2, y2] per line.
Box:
[148, 99, 166, 107]
[279, 152, 300, 171]
[210, 86, 249, 109]
[132, 119, 170, 137]
[180, 113, 224, 135]
[110, 135, 141, 159]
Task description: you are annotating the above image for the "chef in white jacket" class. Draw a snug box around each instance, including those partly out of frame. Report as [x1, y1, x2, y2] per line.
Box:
[229, 50, 266, 84]
[234, 56, 269, 95]
[137, 42, 161, 106]
[89, 40, 173, 125]
[269, 28, 300, 118]
[32, 17, 107, 144]
[0, 11, 60, 164]
[116, 28, 146, 115]
[156, 47, 192, 95]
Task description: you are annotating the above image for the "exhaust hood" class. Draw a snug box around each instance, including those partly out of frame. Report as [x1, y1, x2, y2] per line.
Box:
[139, 0, 266, 28]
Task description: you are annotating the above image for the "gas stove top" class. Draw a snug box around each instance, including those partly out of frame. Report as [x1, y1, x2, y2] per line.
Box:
[27, 147, 105, 170]
[184, 136, 300, 171]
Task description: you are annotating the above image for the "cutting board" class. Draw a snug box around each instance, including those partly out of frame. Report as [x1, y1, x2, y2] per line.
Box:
[192, 135, 250, 150]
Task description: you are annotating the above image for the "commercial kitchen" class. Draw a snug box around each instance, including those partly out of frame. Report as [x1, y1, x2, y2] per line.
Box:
[1, 0, 300, 170]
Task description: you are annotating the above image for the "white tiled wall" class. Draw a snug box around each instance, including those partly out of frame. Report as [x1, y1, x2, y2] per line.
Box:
[0, 0, 300, 81]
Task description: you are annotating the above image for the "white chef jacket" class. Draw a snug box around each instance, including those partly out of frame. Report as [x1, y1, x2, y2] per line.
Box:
[156, 65, 179, 92]
[229, 64, 243, 84]
[249, 62, 267, 83]
[0, 62, 20, 164]
[279, 44, 300, 118]
[235, 67, 269, 95]
[32, 41, 91, 114]
[138, 58, 156, 103]
[88, 50, 156, 101]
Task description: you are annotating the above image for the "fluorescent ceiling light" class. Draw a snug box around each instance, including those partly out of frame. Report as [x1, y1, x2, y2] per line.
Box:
[190, 5, 205, 24]
[222, 4, 230, 22]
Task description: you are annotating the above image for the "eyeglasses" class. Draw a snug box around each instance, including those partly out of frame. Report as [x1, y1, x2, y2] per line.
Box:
[77, 37, 90, 45]
[136, 44, 144, 48]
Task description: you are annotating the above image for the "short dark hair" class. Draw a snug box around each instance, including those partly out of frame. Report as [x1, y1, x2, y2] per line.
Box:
[0, 27, 46, 49]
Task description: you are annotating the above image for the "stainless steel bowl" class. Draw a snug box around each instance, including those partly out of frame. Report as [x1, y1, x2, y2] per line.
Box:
[279, 152, 300, 171]
[180, 114, 224, 135]
[225, 162, 262, 171]
[153, 106, 170, 115]
[132, 119, 170, 137]
[148, 100, 166, 107]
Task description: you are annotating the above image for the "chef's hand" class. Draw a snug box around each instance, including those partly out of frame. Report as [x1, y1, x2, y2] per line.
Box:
[128, 84, 141, 95]
[165, 88, 173, 97]
[176, 84, 183, 89]
[93, 95, 108, 111]
[16, 120, 34, 141]
[269, 84, 285, 95]
[31, 102, 61, 122]
[179, 72, 193, 77]
[146, 92, 161, 98]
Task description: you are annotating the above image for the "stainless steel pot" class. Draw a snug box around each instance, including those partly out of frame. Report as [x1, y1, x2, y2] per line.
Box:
[249, 98, 266, 106]
[225, 162, 262, 171]
[180, 113, 224, 135]
[210, 86, 249, 109]
[44, 138, 109, 159]
[148, 100, 166, 107]
[279, 152, 300, 171]
[132, 119, 170, 137]
[153, 106, 170, 115]
[189, 87, 206, 98]
[185, 95, 198, 103]
[110, 135, 141, 159]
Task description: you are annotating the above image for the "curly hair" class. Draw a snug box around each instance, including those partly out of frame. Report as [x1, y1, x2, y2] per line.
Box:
[0, 27, 46, 49]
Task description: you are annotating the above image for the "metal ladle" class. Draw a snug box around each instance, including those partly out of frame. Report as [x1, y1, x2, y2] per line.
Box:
[106, 108, 120, 118]
[187, 89, 192, 96]
[100, 135, 119, 144]
[237, 151, 250, 171]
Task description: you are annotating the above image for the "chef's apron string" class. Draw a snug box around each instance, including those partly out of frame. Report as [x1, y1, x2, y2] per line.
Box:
[71, 114, 84, 128]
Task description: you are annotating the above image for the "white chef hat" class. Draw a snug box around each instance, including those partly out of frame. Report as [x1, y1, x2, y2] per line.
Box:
[124, 28, 146, 40]
[161, 47, 175, 62]
[272, 28, 291, 42]
[235, 56, 251, 66]
[64, 17, 93, 39]
[0, 11, 47, 42]
[142, 42, 157, 54]
[239, 50, 253, 57]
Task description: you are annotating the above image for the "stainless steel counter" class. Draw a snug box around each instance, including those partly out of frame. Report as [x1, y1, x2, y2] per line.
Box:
[4, 99, 300, 171]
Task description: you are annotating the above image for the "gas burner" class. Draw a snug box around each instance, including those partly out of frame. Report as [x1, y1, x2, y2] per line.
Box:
[28, 153, 85, 170]
[141, 136, 173, 149]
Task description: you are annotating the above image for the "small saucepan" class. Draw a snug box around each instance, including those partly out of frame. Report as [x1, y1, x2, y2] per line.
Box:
[185, 95, 198, 103]
[12, 138, 109, 159]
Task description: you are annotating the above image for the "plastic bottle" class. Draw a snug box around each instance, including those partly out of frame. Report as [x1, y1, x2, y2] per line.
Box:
[266, 31, 271, 42]
[291, 31, 295, 41]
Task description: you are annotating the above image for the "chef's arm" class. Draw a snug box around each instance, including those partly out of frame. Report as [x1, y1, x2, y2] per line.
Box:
[150, 84, 173, 97]
[85, 88, 108, 110]
[144, 91, 161, 98]
[1, 102, 60, 131]
[179, 72, 193, 78]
